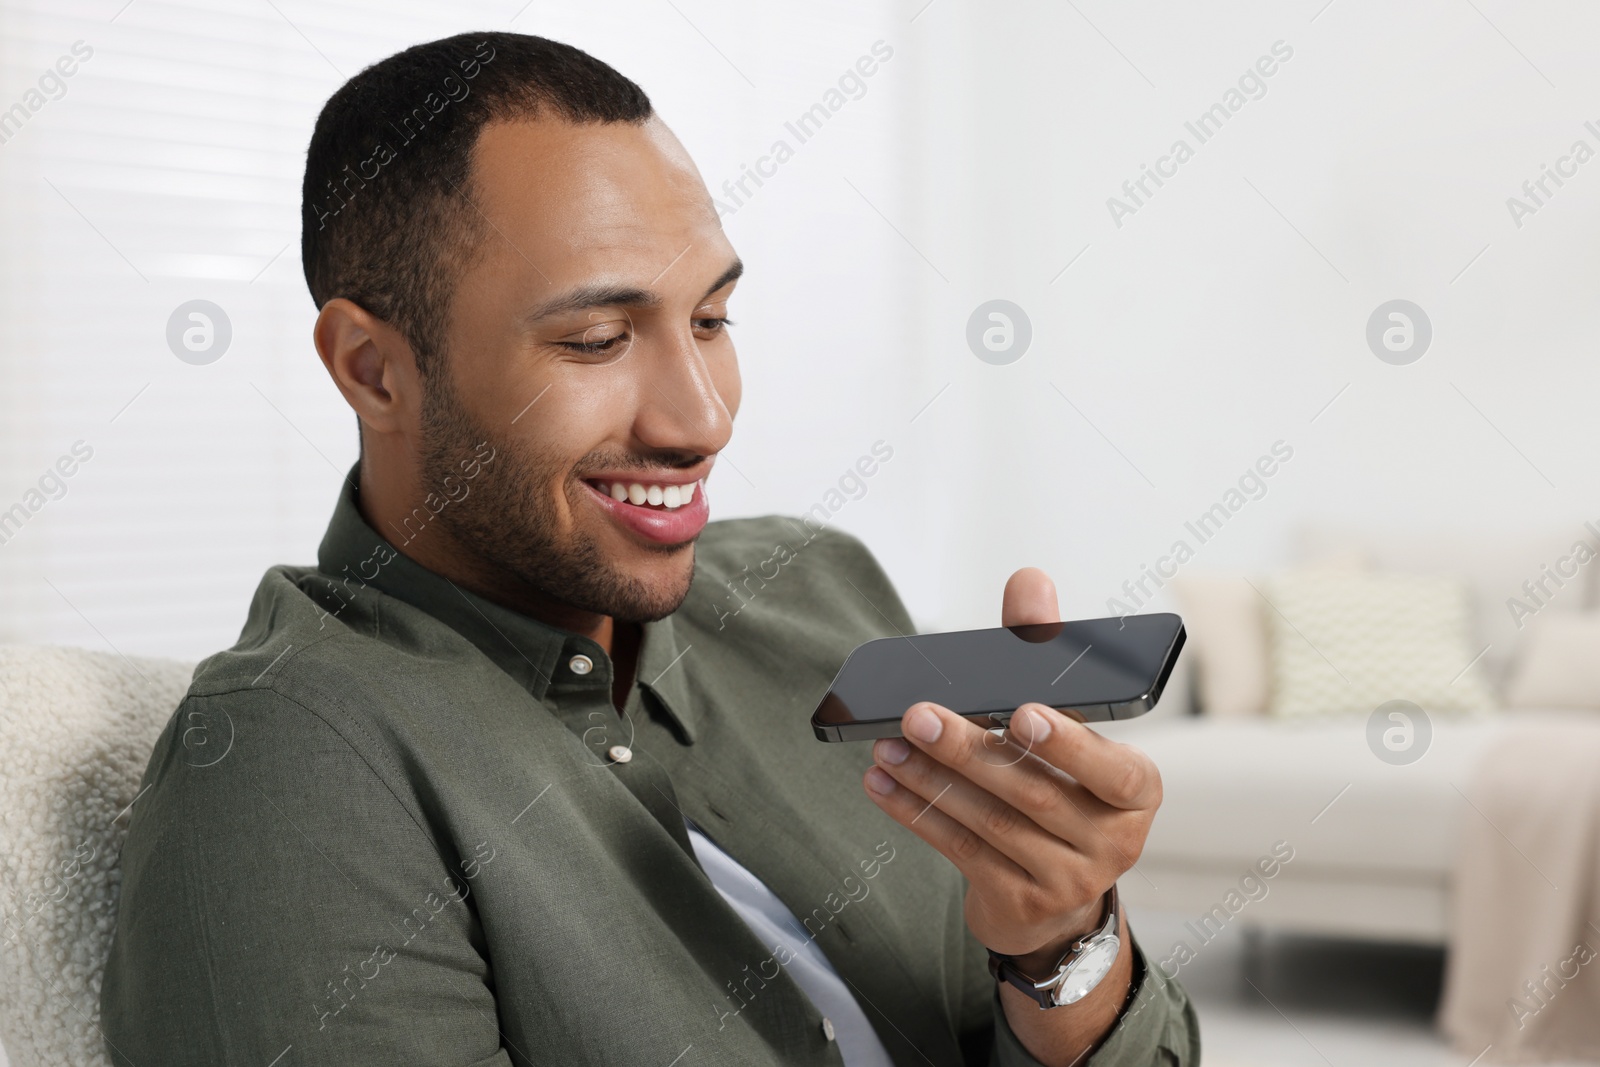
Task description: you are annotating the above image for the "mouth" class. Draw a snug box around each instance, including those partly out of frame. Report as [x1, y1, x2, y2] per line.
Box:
[582, 476, 710, 546]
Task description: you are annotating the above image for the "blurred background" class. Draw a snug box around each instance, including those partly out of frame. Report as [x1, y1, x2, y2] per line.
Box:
[3, 0, 1600, 652]
[4, 0, 1599, 646]
[4, 1, 1600, 1065]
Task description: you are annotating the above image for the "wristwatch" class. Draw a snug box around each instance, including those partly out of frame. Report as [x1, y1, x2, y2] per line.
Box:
[986, 885, 1121, 1008]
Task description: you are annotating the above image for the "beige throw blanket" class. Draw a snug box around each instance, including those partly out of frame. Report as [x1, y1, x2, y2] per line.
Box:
[1439, 718, 1600, 1062]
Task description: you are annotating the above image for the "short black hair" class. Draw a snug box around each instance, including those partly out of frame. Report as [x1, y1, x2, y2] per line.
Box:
[301, 32, 653, 376]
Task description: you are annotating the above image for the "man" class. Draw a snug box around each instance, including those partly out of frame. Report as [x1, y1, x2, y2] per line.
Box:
[100, 31, 1197, 1066]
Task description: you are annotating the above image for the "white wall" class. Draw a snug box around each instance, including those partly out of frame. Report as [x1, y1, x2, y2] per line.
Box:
[2, 0, 1598, 661]
[897, 0, 1600, 631]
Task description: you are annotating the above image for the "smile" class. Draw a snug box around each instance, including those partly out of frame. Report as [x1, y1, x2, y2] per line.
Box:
[589, 479, 699, 510]
[582, 476, 710, 545]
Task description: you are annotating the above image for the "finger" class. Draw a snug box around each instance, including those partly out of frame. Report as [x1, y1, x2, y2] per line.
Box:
[860, 764, 1032, 893]
[892, 706, 1124, 859]
[1001, 568, 1059, 627]
[904, 700, 1161, 813]
[1012, 703, 1160, 810]
[869, 735, 1085, 881]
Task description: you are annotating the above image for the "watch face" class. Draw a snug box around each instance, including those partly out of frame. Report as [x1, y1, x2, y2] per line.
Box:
[1052, 934, 1121, 1005]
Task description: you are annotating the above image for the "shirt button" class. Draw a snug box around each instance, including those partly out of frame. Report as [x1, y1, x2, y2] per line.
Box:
[568, 654, 594, 675]
[820, 1017, 835, 1042]
[607, 745, 633, 764]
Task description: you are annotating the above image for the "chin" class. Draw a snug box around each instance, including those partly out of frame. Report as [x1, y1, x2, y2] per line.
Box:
[627, 560, 698, 620]
[586, 545, 698, 623]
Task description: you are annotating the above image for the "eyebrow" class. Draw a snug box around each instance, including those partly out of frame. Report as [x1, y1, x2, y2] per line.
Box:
[523, 257, 744, 323]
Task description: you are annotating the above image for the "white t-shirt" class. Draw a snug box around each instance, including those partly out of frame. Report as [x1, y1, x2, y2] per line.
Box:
[685, 819, 896, 1067]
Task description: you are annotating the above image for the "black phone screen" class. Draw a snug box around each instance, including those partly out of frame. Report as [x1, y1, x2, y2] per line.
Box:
[811, 613, 1185, 741]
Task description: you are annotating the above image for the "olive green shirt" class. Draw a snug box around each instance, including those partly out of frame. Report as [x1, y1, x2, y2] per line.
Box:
[100, 473, 1198, 1066]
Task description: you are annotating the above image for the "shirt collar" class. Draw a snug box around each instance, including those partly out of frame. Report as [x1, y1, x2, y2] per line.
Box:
[316, 465, 701, 743]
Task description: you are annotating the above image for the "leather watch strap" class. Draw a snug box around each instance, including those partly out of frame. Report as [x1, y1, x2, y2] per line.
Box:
[986, 885, 1120, 1009]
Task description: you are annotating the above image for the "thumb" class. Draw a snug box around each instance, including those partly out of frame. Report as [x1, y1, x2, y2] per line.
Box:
[1001, 567, 1060, 627]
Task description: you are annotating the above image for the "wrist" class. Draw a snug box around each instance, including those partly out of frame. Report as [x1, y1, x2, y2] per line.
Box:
[995, 910, 1135, 1067]
[988, 885, 1123, 1010]
[1007, 896, 1109, 976]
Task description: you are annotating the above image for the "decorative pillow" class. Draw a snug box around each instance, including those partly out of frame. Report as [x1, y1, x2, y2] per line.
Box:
[1169, 573, 1270, 717]
[1505, 612, 1600, 710]
[1264, 568, 1495, 717]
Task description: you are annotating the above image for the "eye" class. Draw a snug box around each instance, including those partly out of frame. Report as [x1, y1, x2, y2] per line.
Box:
[693, 316, 734, 336]
[556, 322, 630, 355]
[559, 334, 629, 354]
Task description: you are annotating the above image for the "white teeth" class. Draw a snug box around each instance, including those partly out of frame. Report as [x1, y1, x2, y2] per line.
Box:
[601, 480, 699, 510]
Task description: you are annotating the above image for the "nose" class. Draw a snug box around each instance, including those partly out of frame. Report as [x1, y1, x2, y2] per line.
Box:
[633, 328, 734, 459]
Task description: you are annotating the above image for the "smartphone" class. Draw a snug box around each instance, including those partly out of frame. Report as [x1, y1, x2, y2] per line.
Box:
[811, 613, 1185, 742]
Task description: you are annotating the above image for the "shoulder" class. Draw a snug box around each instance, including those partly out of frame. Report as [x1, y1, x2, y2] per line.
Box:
[185, 562, 495, 713]
[182, 564, 352, 697]
[166, 565, 492, 825]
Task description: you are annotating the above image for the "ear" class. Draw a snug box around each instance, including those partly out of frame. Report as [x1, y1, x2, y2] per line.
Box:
[312, 297, 422, 437]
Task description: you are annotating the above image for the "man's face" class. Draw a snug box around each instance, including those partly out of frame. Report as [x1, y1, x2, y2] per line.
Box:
[418, 116, 741, 622]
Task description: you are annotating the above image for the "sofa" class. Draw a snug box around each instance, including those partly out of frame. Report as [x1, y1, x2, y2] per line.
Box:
[1110, 522, 1600, 947]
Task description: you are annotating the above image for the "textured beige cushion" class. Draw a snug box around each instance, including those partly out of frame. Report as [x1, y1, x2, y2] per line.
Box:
[1265, 568, 1494, 717]
[1169, 573, 1270, 717]
[0, 645, 192, 1067]
[1506, 612, 1600, 710]
[1294, 524, 1600, 689]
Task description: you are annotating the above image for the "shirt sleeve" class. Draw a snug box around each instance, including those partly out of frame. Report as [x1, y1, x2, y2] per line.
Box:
[99, 686, 510, 1067]
[985, 935, 1200, 1067]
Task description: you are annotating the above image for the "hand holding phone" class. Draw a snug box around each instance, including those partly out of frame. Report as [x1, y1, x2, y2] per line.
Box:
[851, 568, 1172, 1054]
